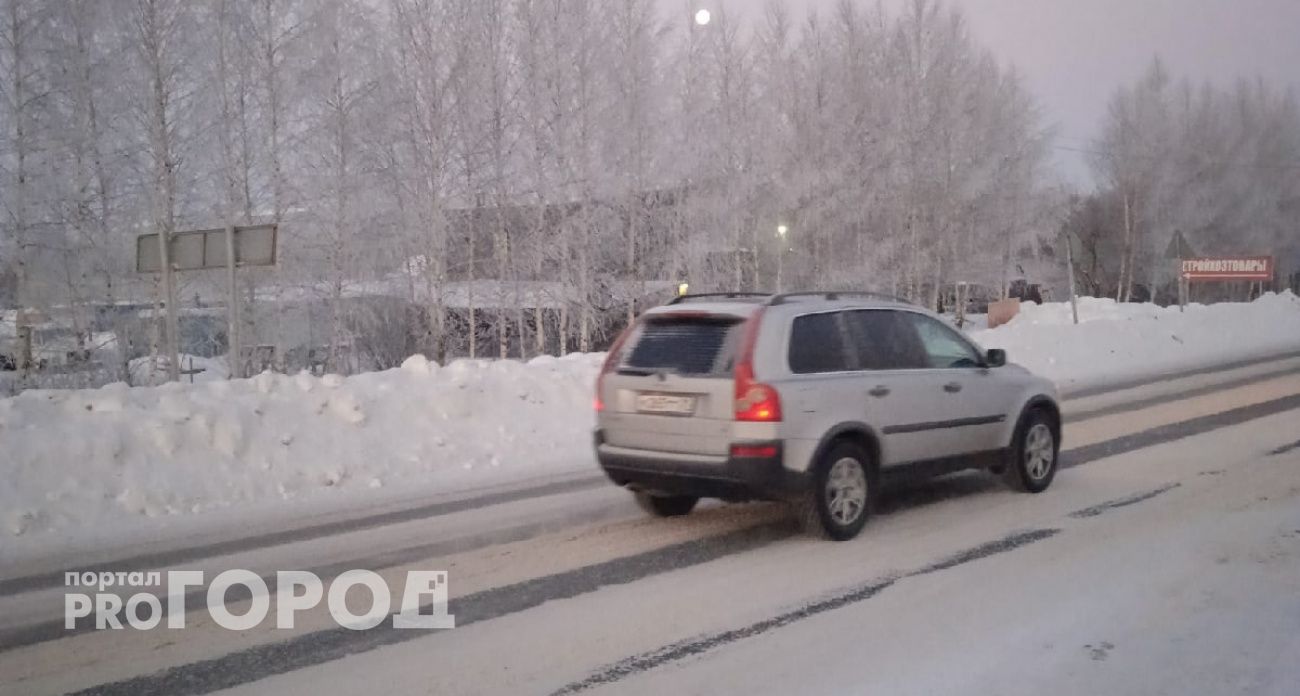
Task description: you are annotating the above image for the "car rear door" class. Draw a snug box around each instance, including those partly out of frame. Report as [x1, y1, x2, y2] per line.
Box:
[599, 313, 745, 456]
[772, 310, 861, 447]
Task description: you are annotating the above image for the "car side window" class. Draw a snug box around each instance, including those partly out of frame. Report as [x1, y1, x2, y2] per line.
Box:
[788, 312, 852, 374]
[843, 310, 929, 370]
[902, 313, 984, 369]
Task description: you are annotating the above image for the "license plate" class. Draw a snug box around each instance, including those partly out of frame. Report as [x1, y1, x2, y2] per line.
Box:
[635, 393, 697, 416]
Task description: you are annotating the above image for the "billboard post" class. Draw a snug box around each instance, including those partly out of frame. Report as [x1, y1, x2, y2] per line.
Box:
[224, 225, 241, 379]
[137, 224, 277, 381]
[157, 230, 180, 382]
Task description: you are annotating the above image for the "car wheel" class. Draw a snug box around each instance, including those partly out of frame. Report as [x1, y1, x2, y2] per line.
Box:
[798, 441, 874, 541]
[1002, 409, 1058, 493]
[633, 492, 698, 517]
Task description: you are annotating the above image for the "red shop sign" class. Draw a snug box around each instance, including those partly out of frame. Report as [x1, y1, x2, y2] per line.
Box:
[1180, 256, 1274, 281]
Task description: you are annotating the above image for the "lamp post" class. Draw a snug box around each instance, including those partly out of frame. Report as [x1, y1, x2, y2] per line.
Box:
[776, 225, 789, 292]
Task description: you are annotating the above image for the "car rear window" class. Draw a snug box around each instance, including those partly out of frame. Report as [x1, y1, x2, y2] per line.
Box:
[622, 317, 742, 376]
[844, 310, 929, 370]
[788, 312, 852, 374]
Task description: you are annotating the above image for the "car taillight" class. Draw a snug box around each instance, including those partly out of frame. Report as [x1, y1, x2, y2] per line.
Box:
[733, 308, 782, 422]
[735, 366, 783, 421]
[595, 320, 638, 412]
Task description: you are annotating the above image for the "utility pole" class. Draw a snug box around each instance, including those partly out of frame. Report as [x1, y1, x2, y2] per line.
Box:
[776, 225, 788, 292]
[1165, 231, 1194, 313]
[1065, 232, 1079, 325]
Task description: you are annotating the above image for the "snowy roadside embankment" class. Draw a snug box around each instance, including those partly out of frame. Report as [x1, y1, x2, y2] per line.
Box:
[2, 293, 1297, 558]
[969, 291, 1300, 393]
[1, 353, 602, 558]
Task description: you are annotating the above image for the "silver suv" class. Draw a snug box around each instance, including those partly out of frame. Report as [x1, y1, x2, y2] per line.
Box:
[594, 291, 1061, 540]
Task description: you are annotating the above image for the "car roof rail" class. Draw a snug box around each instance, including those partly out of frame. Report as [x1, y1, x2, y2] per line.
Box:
[767, 290, 915, 306]
[668, 292, 773, 305]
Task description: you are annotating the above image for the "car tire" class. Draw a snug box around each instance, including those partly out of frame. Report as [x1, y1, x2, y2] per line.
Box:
[797, 441, 874, 541]
[1002, 409, 1059, 493]
[634, 492, 698, 517]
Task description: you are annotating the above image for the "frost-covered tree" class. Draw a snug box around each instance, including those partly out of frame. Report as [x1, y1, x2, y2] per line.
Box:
[0, 0, 48, 377]
[1088, 57, 1300, 302]
[1, 0, 1068, 387]
[388, 0, 458, 361]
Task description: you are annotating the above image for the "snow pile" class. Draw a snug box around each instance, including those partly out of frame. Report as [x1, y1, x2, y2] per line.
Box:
[3, 293, 1298, 555]
[0, 353, 601, 551]
[970, 291, 1300, 393]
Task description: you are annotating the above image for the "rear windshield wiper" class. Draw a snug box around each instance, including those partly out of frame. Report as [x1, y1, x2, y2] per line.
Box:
[617, 366, 678, 377]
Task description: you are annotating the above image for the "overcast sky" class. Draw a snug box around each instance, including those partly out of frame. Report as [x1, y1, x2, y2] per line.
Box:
[669, 0, 1300, 186]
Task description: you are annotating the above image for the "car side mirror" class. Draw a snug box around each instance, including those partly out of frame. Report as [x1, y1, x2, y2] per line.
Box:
[986, 349, 1007, 368]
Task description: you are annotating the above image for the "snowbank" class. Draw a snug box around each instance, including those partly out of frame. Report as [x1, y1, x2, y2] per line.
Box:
[0, 353, 601, 556]
[970, 291, 1300, 393]
[3, 293, 1297, 557]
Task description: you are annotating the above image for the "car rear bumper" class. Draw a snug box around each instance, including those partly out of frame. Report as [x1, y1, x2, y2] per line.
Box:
[594, 431, 808, 501]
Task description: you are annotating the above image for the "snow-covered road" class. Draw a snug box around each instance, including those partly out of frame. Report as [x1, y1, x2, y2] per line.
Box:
[5, 293, 1297, 563]
[1, 355, 1298, 695]
[576, 414, 1300, 696]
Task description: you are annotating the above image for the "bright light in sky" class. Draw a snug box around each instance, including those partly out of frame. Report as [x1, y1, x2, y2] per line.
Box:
[660, 0, 1300, 186]
[694, 9, 711, 26]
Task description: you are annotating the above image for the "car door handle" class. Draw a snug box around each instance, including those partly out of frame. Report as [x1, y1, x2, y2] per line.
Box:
[868, 386, 891, 398]
[943, 382, 963, 393]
